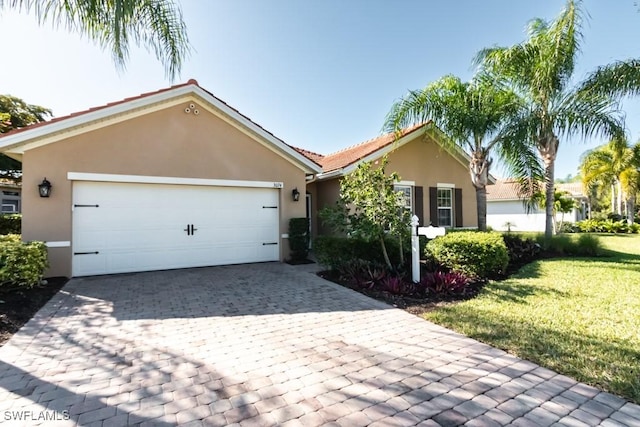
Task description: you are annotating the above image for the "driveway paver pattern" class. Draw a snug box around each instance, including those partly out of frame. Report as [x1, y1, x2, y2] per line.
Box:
[0, 262, 638, 426]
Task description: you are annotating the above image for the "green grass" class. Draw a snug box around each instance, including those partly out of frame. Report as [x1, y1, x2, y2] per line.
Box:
[424, 234, 640, 403]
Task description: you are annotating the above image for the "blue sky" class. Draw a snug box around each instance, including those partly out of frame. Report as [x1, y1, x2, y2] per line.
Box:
[1, 0, 639, 179]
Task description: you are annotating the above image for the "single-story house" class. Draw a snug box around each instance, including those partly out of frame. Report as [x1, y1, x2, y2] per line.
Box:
[0, 80, 480, 277]
[486, 179, 588, 232]
[0, 80, 321, 277]
[304, 123, 480, 239]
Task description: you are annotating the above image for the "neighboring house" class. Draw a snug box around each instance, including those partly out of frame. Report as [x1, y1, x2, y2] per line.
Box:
[0, 181, 21, 213]
[0, 81, 484, 278]
[486, 179, 588, 232]
[0, 80, 321, 277]
[303, 123, 480, 239]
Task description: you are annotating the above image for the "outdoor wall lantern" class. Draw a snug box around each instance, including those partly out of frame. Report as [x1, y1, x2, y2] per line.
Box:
[292, 187, 300, 202]
[38, 178, 52, 198]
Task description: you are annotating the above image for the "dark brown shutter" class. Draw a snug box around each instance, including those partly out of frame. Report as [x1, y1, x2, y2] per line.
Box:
[455, 188, 463, 227]
[414, 186, 424, 226]
[429, 187, 437, 226]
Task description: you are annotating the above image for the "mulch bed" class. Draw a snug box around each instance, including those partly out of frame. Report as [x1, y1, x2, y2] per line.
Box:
[317, 270, 487, 316]
[0, 277, 68, 346]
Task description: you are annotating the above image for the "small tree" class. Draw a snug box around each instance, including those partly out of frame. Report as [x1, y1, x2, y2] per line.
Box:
[531, 189, 576, 233]
[0, 95, 52, 182]
[320, 156, 410, 270]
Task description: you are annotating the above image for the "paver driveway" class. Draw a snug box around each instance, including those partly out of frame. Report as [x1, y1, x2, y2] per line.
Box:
[0, 263, 638, 427]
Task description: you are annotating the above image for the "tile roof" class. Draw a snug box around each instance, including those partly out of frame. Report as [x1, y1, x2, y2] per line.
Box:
[319, 123, 429, 173]
[556, 182, 586, 197]
[487, 179, 586, 201]
[291, 147, 325, 165]
[486, 179, 523, 200]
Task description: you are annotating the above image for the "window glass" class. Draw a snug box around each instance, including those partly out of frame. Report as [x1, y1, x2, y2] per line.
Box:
[394, 185, 412, 210]
[436, 188, 452, 227]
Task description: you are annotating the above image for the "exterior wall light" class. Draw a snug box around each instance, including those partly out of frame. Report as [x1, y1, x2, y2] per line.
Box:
[38, 178, 52, 198]
[292, 188, 300, 202]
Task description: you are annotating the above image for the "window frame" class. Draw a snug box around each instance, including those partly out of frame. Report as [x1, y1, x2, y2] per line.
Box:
[436, 186, 453, 228]
[394, 184, 413, 211]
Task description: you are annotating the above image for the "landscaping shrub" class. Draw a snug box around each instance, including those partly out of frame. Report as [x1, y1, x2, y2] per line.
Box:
[425, 231, 508, 279]
[576, 234, 603, 256]
[0, 214, 21, 235]
[288, 217, 310, 262]
[534, 233, 603, 256]
[338, 258, 386, 289]
[417, 271, 470, 296]
[502, 234, 541, 266]
[313, 235, 409, 271]
[379, 275, 413, 295]
[557, 222, 579, 233]
[0, 234, 48, 289]
[575, 219, 639, 234]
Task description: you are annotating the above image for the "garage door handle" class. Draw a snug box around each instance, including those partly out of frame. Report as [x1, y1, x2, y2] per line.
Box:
[262, 242, 278, 245]
[184, 224, 191, 236]
[74, 251, 99, 255]
[262, 206, 277, 209]
[191, 224, 198, 234]
[74, 204, 99, 208]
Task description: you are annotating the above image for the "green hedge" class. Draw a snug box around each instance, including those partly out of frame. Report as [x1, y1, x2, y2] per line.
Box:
[313, 235, 409, 271]
[0, 234, 48, 289]
[425, 231, 508, 279]
[0, 214, 21, 235]
[289, 218, 310, 262]
[573, 219, 639, 234]
[534, 233, 603, 256]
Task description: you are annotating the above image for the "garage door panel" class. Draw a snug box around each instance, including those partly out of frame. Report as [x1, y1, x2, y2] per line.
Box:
[72, 181, 280, 276]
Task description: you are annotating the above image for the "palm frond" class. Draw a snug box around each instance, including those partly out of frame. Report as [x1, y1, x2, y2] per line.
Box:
[579, 59, 640, 100]
[553, 90, 625, 142]
[3, 0, 190, 80]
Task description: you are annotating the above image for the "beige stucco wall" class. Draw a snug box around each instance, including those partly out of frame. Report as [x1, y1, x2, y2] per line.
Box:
[22, 102, 307, 277]
[313, 134, 477, 233]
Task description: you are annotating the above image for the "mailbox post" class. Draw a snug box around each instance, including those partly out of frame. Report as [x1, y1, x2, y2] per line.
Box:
[410, 215, 446, 283]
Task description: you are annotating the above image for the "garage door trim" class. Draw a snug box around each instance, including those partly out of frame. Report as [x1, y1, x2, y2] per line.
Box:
[67, 172, 284, 189]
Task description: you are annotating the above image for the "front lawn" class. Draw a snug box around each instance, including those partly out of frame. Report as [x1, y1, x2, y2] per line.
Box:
[424, 234, 640, 404]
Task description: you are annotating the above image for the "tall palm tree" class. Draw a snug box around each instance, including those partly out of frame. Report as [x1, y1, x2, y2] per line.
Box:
[384, 74, 541, 231]
[581, 139, 640, 223]
[1, 0, 190, 79]
[476, 0, 627, 240]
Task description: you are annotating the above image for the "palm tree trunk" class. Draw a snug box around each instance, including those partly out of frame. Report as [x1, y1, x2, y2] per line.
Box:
[617, 180, 623, 215]
[469, 150, 491, 232]
[476, 186, 487, 231]
[627, 196, 636, 224]
[611, 184, 616, 213]
[540, 136, 558, 242]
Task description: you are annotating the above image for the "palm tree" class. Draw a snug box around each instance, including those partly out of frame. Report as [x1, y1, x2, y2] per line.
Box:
[581, 139, 640, 223]
[476, 0, 627, 241]
[384, 74, 541, 231]
[1, 0, 190, 79]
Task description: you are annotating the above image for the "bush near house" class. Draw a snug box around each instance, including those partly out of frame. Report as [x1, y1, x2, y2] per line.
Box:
[502, 234, 541, 268]
[313, 235, 409, 272]
[288, 218, 310, 262]
[425, 231, 509, 280]
[0, 214, 21, 235]
[0, 234, 48, 289]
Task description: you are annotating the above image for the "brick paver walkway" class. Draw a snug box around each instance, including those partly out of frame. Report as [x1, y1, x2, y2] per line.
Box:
[0, 263, 638, 426]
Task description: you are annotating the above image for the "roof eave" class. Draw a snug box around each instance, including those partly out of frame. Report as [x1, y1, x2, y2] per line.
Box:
[0, 84, 322, 175]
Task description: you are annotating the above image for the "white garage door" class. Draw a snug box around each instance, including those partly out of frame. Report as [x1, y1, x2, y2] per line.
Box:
[72, 181, 280, 276]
